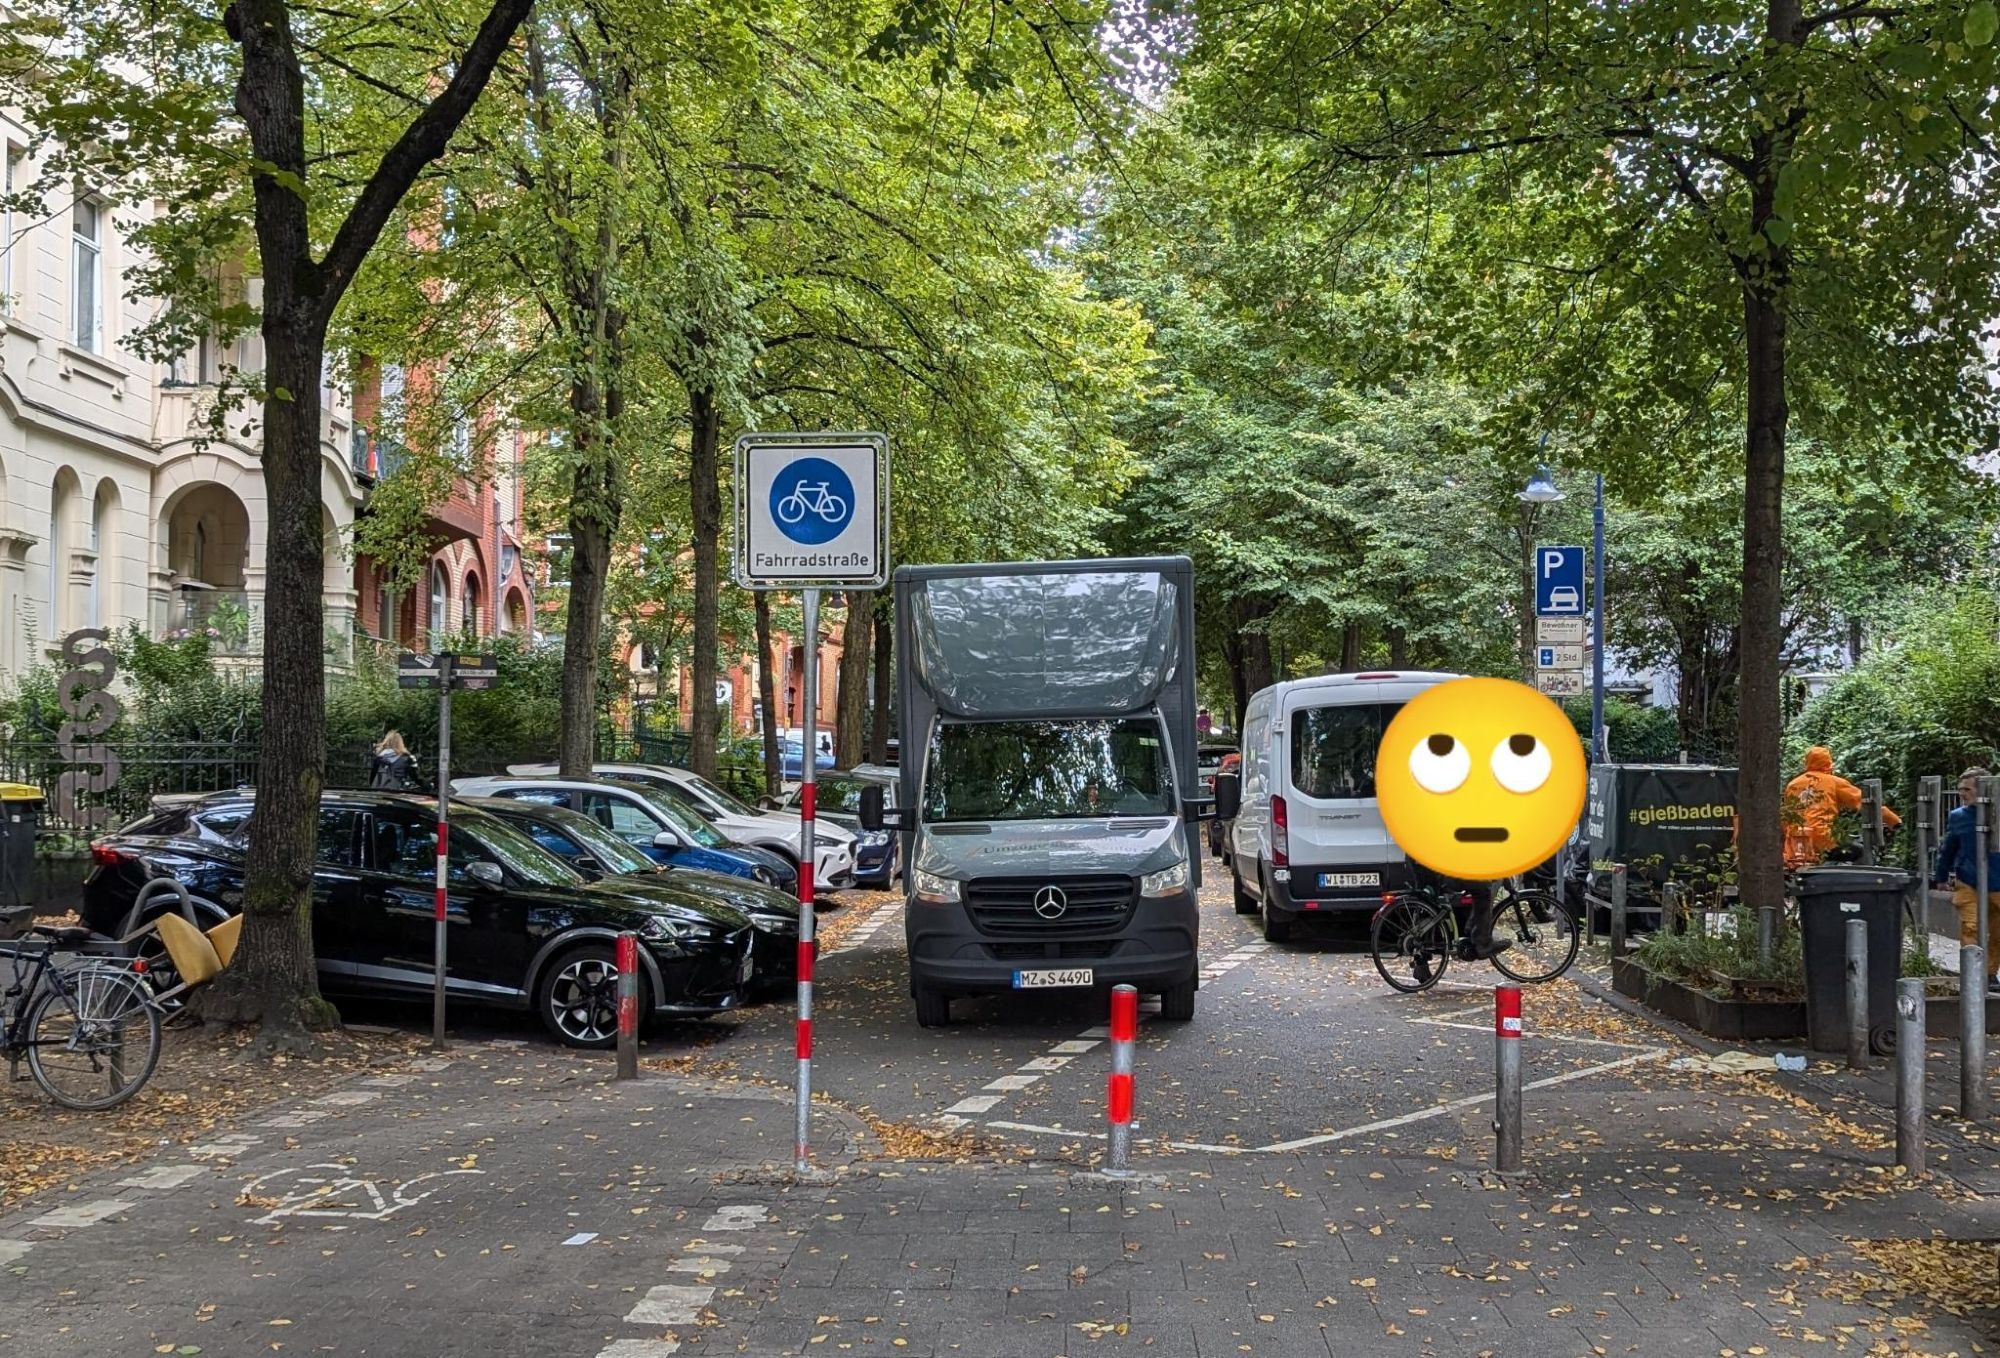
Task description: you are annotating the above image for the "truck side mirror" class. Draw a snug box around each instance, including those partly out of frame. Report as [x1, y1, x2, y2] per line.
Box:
[857, 786, 912, 832]
[1213, 771, 1241, 821]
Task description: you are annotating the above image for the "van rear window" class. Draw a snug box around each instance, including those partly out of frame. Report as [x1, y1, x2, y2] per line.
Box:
[1291, 703, 1404, 800]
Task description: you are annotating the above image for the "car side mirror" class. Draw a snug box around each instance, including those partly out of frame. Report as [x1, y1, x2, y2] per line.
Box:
[466, 861, 504, 889]
[652, 830, 685, 850]
[1213, 772, 1242, 821]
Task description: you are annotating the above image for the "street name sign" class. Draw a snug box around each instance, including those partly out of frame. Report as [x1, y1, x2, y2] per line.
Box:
[398, 653, 498, 690]
[1536, 644, 1584, 671]
[1535, 669, 1585, 697]
[1534, 545, 1586, 616]
[734, 432, 889, 590]
[1536, 617, 1584, 646]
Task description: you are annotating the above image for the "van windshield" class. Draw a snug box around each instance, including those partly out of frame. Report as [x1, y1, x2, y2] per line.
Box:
[924, 718, 1174, 822]
[1291, 703, 1405, 800]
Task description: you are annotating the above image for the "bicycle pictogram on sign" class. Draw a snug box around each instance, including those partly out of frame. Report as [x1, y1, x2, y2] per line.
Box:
[770, 457, 856, 546]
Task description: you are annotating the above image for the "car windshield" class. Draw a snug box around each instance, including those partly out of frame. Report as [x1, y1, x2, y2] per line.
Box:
[790, 777, 870, 815]
[687, 774, 759, 820]
[923, 718, 1174, 823]
[1290, 703, 1404, 800]
[634, 786, 729, 847]
[530, 806, 659, 875]
[453, 807, 585, 887]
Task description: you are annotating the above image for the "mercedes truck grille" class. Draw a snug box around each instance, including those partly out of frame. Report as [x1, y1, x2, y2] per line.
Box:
[964, 875, 1135, 934]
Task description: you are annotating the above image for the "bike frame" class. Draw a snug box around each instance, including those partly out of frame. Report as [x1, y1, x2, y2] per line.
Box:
[0, 937, 144, 1056]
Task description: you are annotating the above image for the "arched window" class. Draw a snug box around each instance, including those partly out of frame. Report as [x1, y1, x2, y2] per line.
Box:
[462, 574, 479, 636]
[428, 562, 449, 645]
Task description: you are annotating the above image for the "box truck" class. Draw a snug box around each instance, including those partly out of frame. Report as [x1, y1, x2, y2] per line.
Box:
[860, 557, 1212, 1026]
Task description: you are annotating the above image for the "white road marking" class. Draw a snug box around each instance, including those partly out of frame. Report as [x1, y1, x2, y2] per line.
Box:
[669, 1255, 735, 1274]
[683, 1242, 744, 1254]
[1051, 1039, 1100, 1054]
[1019, 1055, 1072, 1072]
[944, 1094, 1007, 1115]
[1078, 1025, 1109, 1038]
[563, 1232, 599, 1246]
[28, 1199, 134, 1229]
[0, 1240, 31, 1265]
[260, 1110, 332, 1129]
[701, 1204, 768, 1231]
[1408, 1017, 1653, 1050]
[188, 1134, 262, 1159]
[625, 1283, 714, 1324]
[117, 1164, 211, 1191]
[360, 1073, 420, 1088]
[983, 1119, 1244, 1155]
[983, 1074, 1040, 1091]
[312, 1089, 381, 1107]
[1257, 1049, 1669, 1152]
[597, 1342, 681, 1358]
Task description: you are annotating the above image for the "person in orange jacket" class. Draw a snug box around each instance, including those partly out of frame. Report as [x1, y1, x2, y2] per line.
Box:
[1782, 746, 1899, 868]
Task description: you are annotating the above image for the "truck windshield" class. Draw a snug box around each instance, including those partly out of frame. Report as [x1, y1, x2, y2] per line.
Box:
[923, 718, 1174, 822]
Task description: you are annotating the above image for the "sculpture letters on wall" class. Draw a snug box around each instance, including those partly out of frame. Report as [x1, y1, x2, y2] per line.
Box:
[54, 628, 122, 830]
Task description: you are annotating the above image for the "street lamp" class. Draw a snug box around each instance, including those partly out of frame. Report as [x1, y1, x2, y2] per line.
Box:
[1516, 461, 1566, 681]
[1518, 463, 1608, 764]
[1518, 464, 1566, 506]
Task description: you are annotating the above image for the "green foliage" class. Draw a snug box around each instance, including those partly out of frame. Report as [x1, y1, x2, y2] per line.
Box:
[1635, 907, 1804, 998]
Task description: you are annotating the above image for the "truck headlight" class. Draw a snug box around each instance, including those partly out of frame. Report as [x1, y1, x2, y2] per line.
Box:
[1139, 860, 1190, 898]
[912, 868, 961, 904]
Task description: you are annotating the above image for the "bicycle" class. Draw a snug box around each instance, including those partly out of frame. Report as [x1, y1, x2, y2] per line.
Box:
[775, 480, 847, 525]
[2, 926, 162, 1110]
[1370, 881, 1580, 993]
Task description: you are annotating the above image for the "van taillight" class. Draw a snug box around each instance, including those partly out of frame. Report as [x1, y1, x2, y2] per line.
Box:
[90, 843, 129, 869]
[1272, 795, 1289, 866]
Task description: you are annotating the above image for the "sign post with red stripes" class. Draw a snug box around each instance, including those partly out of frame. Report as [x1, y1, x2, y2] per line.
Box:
[431, 653, 454, 1054]
[1106, 984, 1138, 1176]
[615, 931, 640, 1080]
[734, 431, 888, 1178]
[1495, 984, 1523, 1172]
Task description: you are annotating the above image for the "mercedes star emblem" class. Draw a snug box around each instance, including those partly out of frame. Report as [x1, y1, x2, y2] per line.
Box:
[1033, 885, 1068, 919]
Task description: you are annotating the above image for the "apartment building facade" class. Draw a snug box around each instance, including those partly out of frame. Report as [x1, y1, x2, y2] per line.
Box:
[0, 110, 533, 688]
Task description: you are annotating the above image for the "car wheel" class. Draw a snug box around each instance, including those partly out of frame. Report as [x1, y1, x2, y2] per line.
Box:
[912, 985, 950, 1028]
[1158, 974, 1196, 1021]
[1232, 862, 1257, 915]
[537, 942, 647, 1049]
[1260, 876, 1293, 943]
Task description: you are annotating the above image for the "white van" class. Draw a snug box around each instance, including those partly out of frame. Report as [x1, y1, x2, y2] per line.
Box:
[1226, 670, 1463, 942]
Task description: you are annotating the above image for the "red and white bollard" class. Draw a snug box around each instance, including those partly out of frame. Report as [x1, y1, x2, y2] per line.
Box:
[1495, 984, 1522, 1172]
[1106, 984, 1138, 1176]
[615, 931, 639, 1081]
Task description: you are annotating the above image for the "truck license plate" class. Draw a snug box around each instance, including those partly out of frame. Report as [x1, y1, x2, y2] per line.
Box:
[1319, 872, 1380, 889]
[1012, 968, 1093, 989]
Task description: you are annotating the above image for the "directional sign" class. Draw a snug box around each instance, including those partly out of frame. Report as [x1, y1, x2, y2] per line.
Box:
[1536, 616, 1584, 646]
[397, 652, 497, 690]
[397, 653, 440, 689]
[1535, 669, 1585, 697]
[1534, 545, 1586, 616]
[735, 432, 889, 589]
[1536, 644, 1584, 671]
[450, 654, 499, 691]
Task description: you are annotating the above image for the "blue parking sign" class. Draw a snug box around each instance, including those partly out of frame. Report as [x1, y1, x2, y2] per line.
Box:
[1535, 545, 1585, 616]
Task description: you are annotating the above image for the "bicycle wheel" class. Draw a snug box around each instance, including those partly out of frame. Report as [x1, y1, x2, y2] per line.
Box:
[1371, 895, 1451, 993]
[26, 967, 161, 1110]
[1491, 891, 1580, 984]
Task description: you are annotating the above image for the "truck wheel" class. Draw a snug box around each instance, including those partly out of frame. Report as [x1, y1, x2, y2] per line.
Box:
[912, 986, 950, 1028]
[1261, 894, 1293, 943]
[1158, 975, 1196, 1021]
[1232, 863, 1257, 915]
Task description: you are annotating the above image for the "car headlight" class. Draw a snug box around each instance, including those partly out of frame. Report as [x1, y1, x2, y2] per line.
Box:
[912, 867, 961, 904]
[639, 915, 713, 944]
[752, 867, 777, 885]
[858, 830, 891, 849]
[1140, 859, 1191, 898]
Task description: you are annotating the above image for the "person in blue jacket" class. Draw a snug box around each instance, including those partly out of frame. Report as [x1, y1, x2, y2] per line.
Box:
[1934, 767, 2000, 992]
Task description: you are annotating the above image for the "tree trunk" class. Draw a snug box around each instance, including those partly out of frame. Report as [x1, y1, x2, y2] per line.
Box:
[1847, 616, 1863, 666]
[1223, 596, 1276, 732]
[688, 386, 722, 777]
[754, 590, 780, 797]
[869, 592, 893, 763]
[835, 590, 873, 766]
[1388, 626, 1409, 669]
[558, 416, 614, 778]
[1340, 623, 1362, 672]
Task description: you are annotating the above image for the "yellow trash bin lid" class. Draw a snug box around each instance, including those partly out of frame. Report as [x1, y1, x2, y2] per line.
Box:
[0, 782, 43, 804]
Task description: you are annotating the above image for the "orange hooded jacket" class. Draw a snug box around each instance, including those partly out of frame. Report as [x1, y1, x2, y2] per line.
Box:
[1782, 746, 1900, 868]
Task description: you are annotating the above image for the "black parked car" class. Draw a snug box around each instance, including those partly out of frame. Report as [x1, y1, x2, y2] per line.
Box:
[82, 790, 759, 1047]
[466, 795, 800, 989]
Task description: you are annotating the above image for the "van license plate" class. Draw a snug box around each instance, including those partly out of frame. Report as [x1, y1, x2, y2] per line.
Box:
[1013, 968, 1093, 989]
[1319, 872, 1380, 889]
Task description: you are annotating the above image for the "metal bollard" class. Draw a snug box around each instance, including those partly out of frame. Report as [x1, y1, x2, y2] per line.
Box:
[1846, 919, 1869, 1071]
[1758, 905, 1776, 969]
[615, 931, 639, 1081]
[1896, 978, 1926, 1175]
[1106, 984, 1138, 1176]
[1609, 865, 1629, 960]
[1495, 985, 1523, 1173]
[1964, 945, 1988, 1121]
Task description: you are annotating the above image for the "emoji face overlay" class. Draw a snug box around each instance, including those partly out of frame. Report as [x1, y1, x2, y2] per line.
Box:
[1375, 678, 1586, 881]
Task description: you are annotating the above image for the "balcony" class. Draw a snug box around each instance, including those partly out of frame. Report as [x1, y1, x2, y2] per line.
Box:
[349, 428, 409, 486]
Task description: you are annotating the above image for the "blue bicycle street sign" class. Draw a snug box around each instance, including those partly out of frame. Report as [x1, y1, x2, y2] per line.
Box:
[769, 456, 856, 546]
[1534, 545, 1585, 616]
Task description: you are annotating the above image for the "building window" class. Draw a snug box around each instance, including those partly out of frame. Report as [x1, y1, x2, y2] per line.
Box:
[2, 146, 19, 314]
[428, 562, 449, 645]
[71, 198, 101, 352]
[462, 575, 479, 635]
[377, 584, 396, 642]
[46, 489, 64, 637]
[544, 534, 571, 587]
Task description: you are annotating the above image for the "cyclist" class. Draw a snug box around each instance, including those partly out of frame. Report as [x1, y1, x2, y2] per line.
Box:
[1412, 864, 1509, 959]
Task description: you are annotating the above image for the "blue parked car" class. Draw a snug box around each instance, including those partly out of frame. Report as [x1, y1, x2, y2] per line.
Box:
[452, 776, 800, 895]
[780, 739, 837, 782]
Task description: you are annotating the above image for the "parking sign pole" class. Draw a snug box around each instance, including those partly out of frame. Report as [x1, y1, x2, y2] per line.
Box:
[795, 588, 820, 1173]
[433, 653, 454, 1053]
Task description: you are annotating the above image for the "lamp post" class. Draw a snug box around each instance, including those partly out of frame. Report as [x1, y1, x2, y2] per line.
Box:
[1517, 461, 1565, 680]
[1519, 463, 1607, 763]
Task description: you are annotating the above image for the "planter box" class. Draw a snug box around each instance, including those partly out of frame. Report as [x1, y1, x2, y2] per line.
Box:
[1919, 982, 2000, 1039]
[1611, 955, 1807, 1041]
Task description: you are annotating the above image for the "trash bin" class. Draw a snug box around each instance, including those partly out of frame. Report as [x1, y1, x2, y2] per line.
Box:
[1796, 866, 1910, 1054]
[0, 782, 44, 938]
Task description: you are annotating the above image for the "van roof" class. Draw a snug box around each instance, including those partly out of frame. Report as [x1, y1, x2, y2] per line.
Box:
[1264, 670, 1464, 699]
